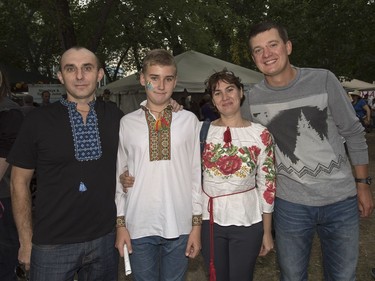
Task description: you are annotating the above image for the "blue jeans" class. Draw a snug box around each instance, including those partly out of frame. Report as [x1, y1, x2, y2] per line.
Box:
[130, 235, 189, 281]
[274, 196, 359, 281]
[30, 230, 118, 281]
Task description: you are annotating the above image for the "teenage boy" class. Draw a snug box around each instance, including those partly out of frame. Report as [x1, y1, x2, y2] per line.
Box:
[115, 49, 202, 281]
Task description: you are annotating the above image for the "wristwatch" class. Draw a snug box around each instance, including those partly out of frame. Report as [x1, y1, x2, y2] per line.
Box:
[355, 176, 372, 185]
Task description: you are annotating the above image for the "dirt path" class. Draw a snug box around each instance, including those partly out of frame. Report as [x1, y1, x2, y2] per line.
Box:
[120, 133, 375, 281]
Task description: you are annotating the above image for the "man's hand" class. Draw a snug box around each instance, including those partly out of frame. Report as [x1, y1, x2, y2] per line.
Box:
[354, 165, 373, 217]
[357, 184, 374, 217]
[119, 170, 135, 193]
[169, 98, 183, 112]
[18, 242, 32, 271]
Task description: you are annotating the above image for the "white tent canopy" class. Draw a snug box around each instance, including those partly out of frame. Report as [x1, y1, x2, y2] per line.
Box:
[341, 78, 375, 90]
[104, 50, 263, 93]
[101, 50, 263, 114]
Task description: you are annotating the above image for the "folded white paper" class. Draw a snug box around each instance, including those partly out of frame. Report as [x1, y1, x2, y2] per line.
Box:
[124, 244, 132, 276]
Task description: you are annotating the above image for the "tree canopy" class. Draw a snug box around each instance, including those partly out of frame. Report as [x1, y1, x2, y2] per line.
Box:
[0, 0, 374, 84]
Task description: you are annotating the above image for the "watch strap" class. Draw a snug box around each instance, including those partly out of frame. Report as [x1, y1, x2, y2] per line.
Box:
[354, 177, 372, 185]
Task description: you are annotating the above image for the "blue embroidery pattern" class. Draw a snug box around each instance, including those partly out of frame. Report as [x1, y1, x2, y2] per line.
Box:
[60, 97, 102, 162]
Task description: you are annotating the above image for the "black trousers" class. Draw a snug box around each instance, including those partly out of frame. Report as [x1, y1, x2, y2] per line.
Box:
[201, 220, 263, 281]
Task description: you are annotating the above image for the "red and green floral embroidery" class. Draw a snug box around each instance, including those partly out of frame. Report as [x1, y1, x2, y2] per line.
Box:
[203, 142, 261, 178]
[260, 129, 276, 204]
[202, 128, 276, 204]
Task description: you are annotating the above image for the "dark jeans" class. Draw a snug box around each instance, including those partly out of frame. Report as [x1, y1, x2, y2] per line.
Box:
[0, 197, 19, 281]
[30, 230, 118, 281]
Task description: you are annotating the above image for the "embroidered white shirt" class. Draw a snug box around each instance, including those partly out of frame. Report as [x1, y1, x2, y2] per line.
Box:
[202, 123, 276, 226]
[115, 108, 202, 239]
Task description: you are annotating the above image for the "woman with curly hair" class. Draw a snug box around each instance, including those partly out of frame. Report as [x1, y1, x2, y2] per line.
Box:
[201, 69, 276, 281]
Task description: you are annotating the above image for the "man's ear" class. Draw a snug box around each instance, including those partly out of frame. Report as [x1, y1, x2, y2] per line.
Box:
[286, 40, 293, 56]
[57, 71, 64, 84]
[97, 68, 104, 82]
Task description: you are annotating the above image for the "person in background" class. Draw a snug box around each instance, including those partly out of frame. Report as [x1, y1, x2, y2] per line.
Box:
[102, 89, 116, 104]
[244, 21, 373, 281]
[8, 46, 124, 281]
[199, 93, 219, 121]
[201, 69, 275, 281]
[20, 95, 36, 116]
[371, 98, 375, 129]
[115, 49, 202, 281]
[350, 90, 371, 132]
[0, 66, 24, 281]
[40, 90, 51, 106]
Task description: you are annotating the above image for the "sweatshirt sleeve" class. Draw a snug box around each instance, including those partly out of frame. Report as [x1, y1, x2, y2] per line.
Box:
[326, 71, 368, 165]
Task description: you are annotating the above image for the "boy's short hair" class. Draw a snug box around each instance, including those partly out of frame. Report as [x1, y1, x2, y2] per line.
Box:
[142, 49, 177, 75]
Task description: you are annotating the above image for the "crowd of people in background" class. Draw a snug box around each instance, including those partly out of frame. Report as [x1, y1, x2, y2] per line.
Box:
[10, 90, 51, 110]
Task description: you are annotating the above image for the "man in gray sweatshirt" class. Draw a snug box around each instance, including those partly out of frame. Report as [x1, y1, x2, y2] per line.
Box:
[242, 21, 373, 281]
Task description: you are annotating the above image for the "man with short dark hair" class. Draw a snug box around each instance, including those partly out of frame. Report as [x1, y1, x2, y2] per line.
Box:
[102, 89, 115, 103]
[8, 47, 124, 281]
[40, 90, 51, 106]
[243, 21, 373, 281]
